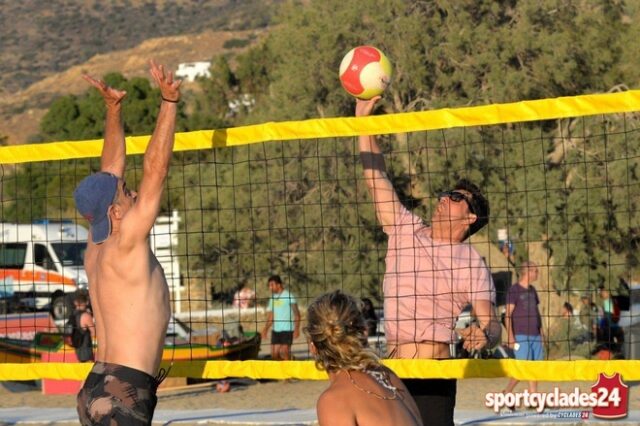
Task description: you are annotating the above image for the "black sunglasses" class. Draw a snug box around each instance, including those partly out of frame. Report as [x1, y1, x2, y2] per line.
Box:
[438, 191, 475, 214]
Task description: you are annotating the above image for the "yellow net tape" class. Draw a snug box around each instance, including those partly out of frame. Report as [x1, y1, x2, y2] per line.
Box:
[1, 90, 639, 164]
[2, 359, 640, 381]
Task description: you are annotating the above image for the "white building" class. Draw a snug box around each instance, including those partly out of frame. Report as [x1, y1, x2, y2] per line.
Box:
[150, 210, 183, 313]
[175, 61, 211, 82]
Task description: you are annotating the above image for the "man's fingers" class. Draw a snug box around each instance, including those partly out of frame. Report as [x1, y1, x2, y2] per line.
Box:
[113, 89, 127, 98]
[459, 325, 488, 352]
[457, 327, 471, 339]
[82, 74, 104, 90]
[147, 60, 181, 101]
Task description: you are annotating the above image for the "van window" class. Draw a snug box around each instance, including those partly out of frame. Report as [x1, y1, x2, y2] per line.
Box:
[51, 242, 85, 267]
[0, 243, 27, 268]
[34, 244, 56, 271]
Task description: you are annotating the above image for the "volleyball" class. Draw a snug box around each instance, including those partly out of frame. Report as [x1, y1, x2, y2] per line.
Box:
[339, 46, 392, 99]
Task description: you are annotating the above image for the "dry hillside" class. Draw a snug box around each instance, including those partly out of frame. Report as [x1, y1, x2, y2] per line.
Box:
[0, 28, 266, 145]
[0, 0, 281, 145]
[0, 0, 278, 91]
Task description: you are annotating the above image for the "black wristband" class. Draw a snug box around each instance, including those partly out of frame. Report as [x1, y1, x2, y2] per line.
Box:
[162, 97, 179, 103]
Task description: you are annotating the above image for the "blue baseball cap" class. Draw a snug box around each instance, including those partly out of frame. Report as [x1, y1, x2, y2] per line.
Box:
[73, 172, 119, 244]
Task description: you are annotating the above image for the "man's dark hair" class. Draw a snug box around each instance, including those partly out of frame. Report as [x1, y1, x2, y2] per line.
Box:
[454, 178, 489, 237]
[74, 290, 89, 305]
[268, 274, 283, 285]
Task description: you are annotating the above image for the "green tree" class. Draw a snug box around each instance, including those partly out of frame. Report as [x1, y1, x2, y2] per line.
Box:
[158, 0, 638, 300]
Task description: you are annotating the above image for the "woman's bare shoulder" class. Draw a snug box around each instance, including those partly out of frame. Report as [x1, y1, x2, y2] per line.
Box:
[317, 381, 356, 426]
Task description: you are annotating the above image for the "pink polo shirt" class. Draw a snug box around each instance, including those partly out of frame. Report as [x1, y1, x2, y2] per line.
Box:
[383, 205, 495, 345]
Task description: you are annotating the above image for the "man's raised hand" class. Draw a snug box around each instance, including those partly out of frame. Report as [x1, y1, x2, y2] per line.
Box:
[149, 60, 181, 103]
[82, 75, 127, 107]
[355, 96, 381, 117]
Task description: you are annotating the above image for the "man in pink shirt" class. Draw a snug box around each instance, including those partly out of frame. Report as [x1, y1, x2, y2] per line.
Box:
[356, 97, 501, 426]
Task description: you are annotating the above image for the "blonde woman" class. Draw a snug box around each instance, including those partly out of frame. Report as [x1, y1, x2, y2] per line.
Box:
[305, 291, 423, 426]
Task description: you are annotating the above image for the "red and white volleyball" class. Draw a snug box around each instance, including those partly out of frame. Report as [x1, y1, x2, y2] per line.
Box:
[339, 46, 392, 99]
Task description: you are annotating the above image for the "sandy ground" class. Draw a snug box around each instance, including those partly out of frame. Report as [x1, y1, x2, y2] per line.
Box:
[1, 377, 638, 413]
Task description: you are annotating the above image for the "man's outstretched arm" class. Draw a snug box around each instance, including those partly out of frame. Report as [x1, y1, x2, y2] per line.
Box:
[125, 60, 182, 242]
[356, 97, 402, 228]
[82, 75, 127, 177]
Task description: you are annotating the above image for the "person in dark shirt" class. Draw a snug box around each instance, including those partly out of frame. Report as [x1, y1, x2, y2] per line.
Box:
[361, 298, 379, 338]
[578, 293, 598, 341]
[502, 262, 544, 396]
[70, 291, 94, 362]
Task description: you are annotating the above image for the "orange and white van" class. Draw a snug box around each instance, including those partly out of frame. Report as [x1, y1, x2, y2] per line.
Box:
[0, 221, 88, 319]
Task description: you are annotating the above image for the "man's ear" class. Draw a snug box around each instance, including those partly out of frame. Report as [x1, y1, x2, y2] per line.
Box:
[467, 212, 478, 226]
[109, 203, 122, 220]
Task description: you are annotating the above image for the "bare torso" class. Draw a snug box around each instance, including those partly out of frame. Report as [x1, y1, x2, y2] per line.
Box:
[85, 234, 170, 376]
[388, 342, 450, 360]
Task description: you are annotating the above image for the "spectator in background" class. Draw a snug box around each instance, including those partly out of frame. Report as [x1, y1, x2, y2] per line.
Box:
[69, 290, 95, 362]
[361, 298, 379, 337]
[503, 261, 544, 396]
[598, 285, 618, 326]
[578, 293, 598, 340]
[232, 283, 256, 309]
[562, 302, 586, 342]
[550, 301, 590, 358]
[261, 275, 301, 360]
[597, 284, 624, 356]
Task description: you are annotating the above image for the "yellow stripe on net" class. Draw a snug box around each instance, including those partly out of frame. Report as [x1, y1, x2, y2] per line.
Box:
[1, 90, 639, 164]
[3, 359, 640, 382]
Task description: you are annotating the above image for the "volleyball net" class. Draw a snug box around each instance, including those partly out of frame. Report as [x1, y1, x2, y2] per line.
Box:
[2, 91, 640, 381]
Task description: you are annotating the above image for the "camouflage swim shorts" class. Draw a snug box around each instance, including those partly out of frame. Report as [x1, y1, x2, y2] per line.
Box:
[76, 362, 163, 425]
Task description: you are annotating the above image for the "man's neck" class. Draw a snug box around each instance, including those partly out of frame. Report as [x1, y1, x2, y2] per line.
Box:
[431, 223, 466, 243]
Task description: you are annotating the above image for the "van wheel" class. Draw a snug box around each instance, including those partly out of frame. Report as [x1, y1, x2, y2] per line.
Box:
[51, 295, 73, 320]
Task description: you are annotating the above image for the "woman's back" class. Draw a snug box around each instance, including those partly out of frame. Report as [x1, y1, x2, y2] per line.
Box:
[305, 291, 423, 426]
[317, 367, 422, 426]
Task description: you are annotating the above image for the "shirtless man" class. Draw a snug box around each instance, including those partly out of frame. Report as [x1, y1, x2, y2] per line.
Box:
[356, 97, 501, 426]
[74, 60, 181, 425]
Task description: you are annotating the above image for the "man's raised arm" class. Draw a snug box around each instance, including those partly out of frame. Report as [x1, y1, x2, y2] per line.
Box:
[126, 60, 181, 241]
[82, 75, 127, 178]
[356, 97, 402, 228]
